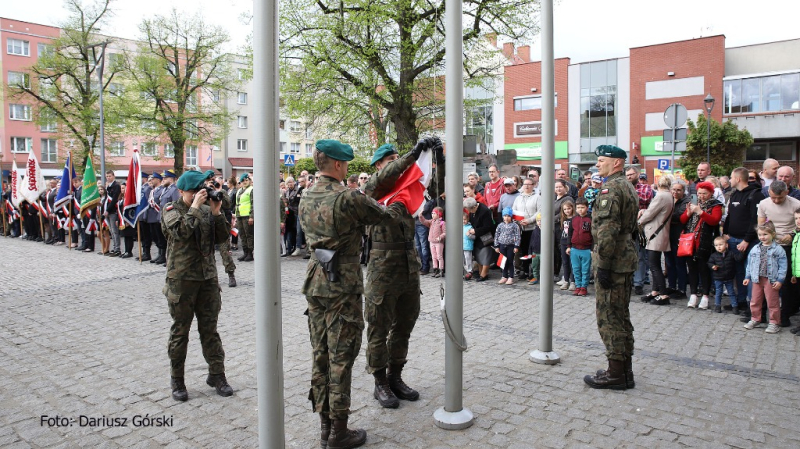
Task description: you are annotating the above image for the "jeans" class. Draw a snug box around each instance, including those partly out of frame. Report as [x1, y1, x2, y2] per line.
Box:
[725, 236, 750, 307]
[498, 244, 515, 279]
[666, 243, 688, 293]
[570, 248, 592, 288]
[714, 280, 736, 307]
[414, 221, 431, 271]
[633, 239, 649, 287]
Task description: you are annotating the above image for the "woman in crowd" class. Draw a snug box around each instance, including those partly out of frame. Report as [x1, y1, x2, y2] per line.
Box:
[464, 196, 494, 282]
[638, 175, 674, 305]
[680, 181, 723, 309]
[97, 185, 111, 255]
[665, 182, 690, 298]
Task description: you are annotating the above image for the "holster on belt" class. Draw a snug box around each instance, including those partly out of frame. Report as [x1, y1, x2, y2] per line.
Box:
[314, 248, 340, 282]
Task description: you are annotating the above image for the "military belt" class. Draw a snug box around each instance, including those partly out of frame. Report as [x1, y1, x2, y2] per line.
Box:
[310, 254, 361, 264]
[372, 241, 414, 250]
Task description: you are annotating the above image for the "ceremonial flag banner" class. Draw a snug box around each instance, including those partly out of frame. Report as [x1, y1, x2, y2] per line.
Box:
[377, 149, 432, 217]
[80, 157, 101, 217]
[10, 159, 22, 208]
[54, 152, 77, 208]
[21, 151, 46, 204]
[122, 149, 147, 226]
[497, 253, 507, 270]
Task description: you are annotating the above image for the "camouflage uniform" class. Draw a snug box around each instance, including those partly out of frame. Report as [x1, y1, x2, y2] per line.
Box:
[591, 170, 639, 361]
[300, 175, 404, 419]
[363, 152, 444, 374]
[161, 198, 230, 378]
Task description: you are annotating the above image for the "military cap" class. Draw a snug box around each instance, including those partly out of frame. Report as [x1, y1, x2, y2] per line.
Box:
[239, 173, 250, 182]
[594, 144, 627, 159]
[141, 171, 150, 178]
[176, 170, 208, 191]
[202, 170, 216, 180]
[370, 143, 398, 166]
[163, 169, 177, 178]
[151, 172, 163, 180]
[316, 139, 354, 162]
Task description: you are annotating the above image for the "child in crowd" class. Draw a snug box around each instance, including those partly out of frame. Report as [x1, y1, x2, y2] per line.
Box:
[526, 213, 543, 285]
[463, 211, 475, 280]
[420, 206, 446, 277]
[707, 236, 742, 313]
[743, 222, 787, 334]
[567, 198, 593, 296]
[584, 174, 603, 213]
[494, 206, 521, 285]
[558, 200, 576, 291]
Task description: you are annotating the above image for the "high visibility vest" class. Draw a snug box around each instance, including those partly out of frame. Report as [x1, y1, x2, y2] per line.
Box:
[236, 186, 253, 217]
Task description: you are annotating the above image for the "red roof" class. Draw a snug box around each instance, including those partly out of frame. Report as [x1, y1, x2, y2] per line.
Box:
[228, 157, 253, 167]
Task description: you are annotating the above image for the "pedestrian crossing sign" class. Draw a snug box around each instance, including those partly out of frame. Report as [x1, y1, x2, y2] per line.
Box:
[284, 154, 295, 166]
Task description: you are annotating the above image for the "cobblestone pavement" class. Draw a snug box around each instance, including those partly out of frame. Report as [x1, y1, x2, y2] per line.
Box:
[2, 237, 800, 448]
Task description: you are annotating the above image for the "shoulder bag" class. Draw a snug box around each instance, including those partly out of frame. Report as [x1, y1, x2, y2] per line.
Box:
[677, 219, 702, 258]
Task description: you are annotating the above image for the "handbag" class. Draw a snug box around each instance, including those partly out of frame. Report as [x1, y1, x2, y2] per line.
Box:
[479, 233, 494, 245]
[676, 220, 702, 258]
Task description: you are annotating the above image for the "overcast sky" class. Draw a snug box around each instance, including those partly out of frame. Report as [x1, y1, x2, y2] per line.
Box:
[3, 0, 798, 61]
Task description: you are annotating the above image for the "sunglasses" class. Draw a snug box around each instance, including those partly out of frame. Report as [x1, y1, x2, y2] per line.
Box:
[749, 176, 756, 181]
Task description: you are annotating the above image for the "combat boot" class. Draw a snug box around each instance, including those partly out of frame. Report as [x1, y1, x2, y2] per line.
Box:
[584, 359, 628, 390]
[372, 369, 399, 408]
[320, 414, 331, 449]
[150, 248, 160, 263]
[238, 250, 248, 261]
[387, 364, 419, 401]
[171, 377, 188, 402]
[243, 251, 254, 262]
[206, 373, 234, 397]
[139, 248, 151, 262]
[594, 358, 635, 388]
[228, 272, 237, 288]
[327, 417, 366, 449]
[153, 248, 166, 264]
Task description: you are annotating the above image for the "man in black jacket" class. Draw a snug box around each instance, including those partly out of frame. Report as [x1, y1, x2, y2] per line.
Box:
[105, 170, 122, 256]
[723, 167, 765, 321]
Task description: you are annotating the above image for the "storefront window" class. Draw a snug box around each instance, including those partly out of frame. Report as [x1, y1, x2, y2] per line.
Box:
[781, 73, 800, 110]
[724, 79, 742, 114]
[741, 78, 760, 113]
[725, 72, 800, 114]
[762, 76, 781, 111]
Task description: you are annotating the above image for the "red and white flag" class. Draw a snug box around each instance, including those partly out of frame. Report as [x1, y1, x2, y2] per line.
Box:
[10, 159, 23, 208]
[21, 151, 46, 204]
[377, 149, 433, 217]
[497, 253, 507, 270]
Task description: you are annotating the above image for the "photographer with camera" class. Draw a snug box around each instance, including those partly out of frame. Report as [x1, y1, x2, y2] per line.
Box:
[206, 176, 237, 287]
[161, 170, 234, 402]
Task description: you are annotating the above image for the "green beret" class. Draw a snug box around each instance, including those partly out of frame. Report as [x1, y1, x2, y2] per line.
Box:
[315, 139, 354, 161]
[370, 143, 398, 166]
[595, 144, 627, 159]
[239, 173, 250, 182]
[203, 170, 216, 180]
[176, 170, 208, 191]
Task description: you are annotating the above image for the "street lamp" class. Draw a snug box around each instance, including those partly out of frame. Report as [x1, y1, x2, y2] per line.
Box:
[88, 41, 110, 177]
[704, 94, 715, 164]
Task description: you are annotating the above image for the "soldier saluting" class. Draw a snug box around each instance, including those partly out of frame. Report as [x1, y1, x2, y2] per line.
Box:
[161, 170, 233, 402]
[584, 145, 639, 390]
[299, 140, 411, 449]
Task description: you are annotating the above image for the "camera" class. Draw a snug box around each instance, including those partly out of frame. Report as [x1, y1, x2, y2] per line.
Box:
[204, 186, 224, 202]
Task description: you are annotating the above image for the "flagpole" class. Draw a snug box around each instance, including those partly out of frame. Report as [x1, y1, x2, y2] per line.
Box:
[1, 201, 7, 237]
[39, 212, 45, 244]
[137, 222, 142, 264]
[68, 153, 74, 250]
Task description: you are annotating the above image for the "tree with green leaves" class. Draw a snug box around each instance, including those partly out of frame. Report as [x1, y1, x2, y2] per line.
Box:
[681, 115, 754, 180]
[5, 0, 126, 172]
[278, 0, 539, 153]
[121, 10, 240, 174]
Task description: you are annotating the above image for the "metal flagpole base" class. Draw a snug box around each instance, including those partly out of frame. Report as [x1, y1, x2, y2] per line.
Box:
[529, 350, 561, 365]
[433, 407, 474, 430]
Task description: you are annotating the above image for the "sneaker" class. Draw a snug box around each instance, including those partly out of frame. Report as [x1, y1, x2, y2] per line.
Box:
[634, 285, 644, 295]
[560, 281, 569, 290]
[687, 294, 698, 308]
[698, 295, 709, 310]
[505, 278, 514, 285]
[464, 272, 472, 280]
[528, 278, 538, 285]
[743, 320, 760, 330]
[579, 287, 589, 296]
[765, 323, 781, 334]
[557, 279, 568, 287]
[652, 296, 671, 306]
[498, 277, 508, 284]
[714, 305, 722, 313]
[568, 282, 576, 291]
[732, 306, 740, 315]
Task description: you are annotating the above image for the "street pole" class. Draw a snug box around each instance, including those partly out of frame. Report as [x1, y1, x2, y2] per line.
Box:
[433, 0, 474, 430]
[253, 0, 285, 446]
[530, 0, 560, 365]
[704, 94, 715, 165]
[90, 42, 109, 178]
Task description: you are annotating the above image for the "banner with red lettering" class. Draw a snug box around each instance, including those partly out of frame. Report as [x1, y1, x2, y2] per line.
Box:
[21, 151, 46, 204]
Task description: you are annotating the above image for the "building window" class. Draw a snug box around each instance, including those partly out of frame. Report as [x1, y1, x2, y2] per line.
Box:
[185, 145, 197, 166]
[141, 142, 157, 156]
[164, 144, 174, 158]
[466, 105, 493, 148]
[9, 104, 32, 121]
[37, 43, 54, 58]
[7, 38, 30, 56]
[212, 90, 220, 103]
[237, 92, 247, 104]
[109, 141, 125, 156]
[579, 60, 617, 141]
[237, 69, 245, 80]
[279, 120, 285, 130]
[305, 126, 313, 139]
[746, 141, 796, 162]
[41, 119, 57, 132]
[237, 139, 248, 151]
[724, 73, 800, 115]
[41, 139, 57, 162]
[8, 71, 30, 89]
[289, 120, 302, 132]
[142, 120, 157, 130]
[108, 82, 123, 96]
[305, 143, 313, 155]
[291, 143, 300, 153]
[11, 137, 32, 153]
[238, 116, 248, 128]
[280, 142, 287, 154]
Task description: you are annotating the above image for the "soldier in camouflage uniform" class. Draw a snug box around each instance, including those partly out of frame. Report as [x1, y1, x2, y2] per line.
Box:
[206, 176, 237, 287]
[300, 139, 409, 449]
[584, 145, 639, 390]
[161, 170, 233, 402]
[363, 139, 444, 409]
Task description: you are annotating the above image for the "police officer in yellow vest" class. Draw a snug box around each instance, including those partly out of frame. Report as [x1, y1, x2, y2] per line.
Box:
[235, 174, 254, 261]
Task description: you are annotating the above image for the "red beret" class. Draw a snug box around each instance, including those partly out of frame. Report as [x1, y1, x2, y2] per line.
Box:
[696, 181, 715, 193]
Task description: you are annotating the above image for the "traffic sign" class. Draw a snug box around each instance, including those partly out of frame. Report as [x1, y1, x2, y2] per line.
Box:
[662, 128, 687, 142]
[283, 154, 295, 166]
[661, 141, 686, 153]
[664, 103, 688, 129]
[657, 159, 670, 170]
